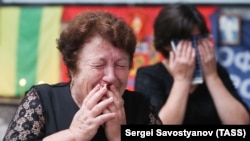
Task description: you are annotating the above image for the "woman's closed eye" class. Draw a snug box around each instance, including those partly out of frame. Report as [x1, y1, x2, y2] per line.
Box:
[91, 62, 106, 68]
[116, 65, 127, 68]
[115, 63, 129, 69]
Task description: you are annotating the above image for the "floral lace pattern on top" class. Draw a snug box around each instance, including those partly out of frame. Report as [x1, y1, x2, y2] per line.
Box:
[149, 110, 162, 125]
[3, 88, 45, 141]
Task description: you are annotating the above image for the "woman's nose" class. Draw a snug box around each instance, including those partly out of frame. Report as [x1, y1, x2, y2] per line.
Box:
[103, 66, 116, 83]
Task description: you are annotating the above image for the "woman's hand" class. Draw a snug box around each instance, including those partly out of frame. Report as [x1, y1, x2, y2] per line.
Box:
[198, 38, 218, 81]
[69, 84, 116, 141]
[198, 38, 250, 124]
[159, 40, 195, 124]
[103, 85, 126, 141]
[168, 40, 196, 83]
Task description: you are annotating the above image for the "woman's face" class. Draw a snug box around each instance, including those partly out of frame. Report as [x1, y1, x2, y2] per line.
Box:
[71, 36, 130, 103]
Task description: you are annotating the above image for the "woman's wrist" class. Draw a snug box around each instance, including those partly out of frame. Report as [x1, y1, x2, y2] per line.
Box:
[204, 73, 219, 84]
[174, 78, 191, 86]
[43, 129, 76, 141]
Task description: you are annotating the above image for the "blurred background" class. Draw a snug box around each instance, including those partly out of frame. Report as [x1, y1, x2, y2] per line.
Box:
[0, 0, 250, 140]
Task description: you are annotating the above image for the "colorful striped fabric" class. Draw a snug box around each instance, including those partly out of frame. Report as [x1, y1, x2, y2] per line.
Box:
[0, 6, 63, 97]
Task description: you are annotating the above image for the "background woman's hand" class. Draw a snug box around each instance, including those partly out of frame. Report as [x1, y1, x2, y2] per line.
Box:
[69, 84, 116, 141]
[159, 40, 196, 124]
[198, 38, 218, 80]
[168, 40, 196, 83]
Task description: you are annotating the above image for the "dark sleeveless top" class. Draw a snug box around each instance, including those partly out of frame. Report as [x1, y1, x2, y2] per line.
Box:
[3, 82, 161, 141]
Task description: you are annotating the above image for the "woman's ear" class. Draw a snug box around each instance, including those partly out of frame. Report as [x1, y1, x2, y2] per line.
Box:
[69, 71, 74, 88]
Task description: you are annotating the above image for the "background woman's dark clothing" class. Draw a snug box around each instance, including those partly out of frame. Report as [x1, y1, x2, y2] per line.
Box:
[3, 82, 161, 141]
[135, 62, 249, 124]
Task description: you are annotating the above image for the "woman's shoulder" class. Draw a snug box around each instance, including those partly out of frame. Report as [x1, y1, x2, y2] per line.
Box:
[123, 90, 150, 105]
[137, 62, 165, 72]
[34, 82, 70, 89]
[26, 82, 71, 101]
[29, 82, 70, 93]
[136, 62, 168, 77]
[123, 89, 145, 98]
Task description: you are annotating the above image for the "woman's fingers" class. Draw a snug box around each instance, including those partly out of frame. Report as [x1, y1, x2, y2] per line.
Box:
[95, 112, 116, 125]
[82, 84, 107, 110]
[104, 85, 126, 124]
[169, 39, 196, 82]
[176, 40, 195, 63]
[104, 85, 121, 112]
[91, 97, 114, 117]
[186, 41, 195, 61]
[82, 84, 101, 104]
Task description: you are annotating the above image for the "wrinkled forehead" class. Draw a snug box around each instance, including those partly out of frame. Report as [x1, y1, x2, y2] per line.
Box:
[79, 36, 129, 59]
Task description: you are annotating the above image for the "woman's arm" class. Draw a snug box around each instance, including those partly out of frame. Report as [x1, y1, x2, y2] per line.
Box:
[3, 88, 45, 141]
[199, 38, 250, 124]
[205, 73, 250, 124]
[158, 80, 190, 124]
[159, 40, 196, 124]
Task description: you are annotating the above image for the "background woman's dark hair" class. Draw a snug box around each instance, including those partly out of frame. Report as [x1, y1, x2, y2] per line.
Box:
[153, 4, 209, 58]
[57, 11, 136, 79]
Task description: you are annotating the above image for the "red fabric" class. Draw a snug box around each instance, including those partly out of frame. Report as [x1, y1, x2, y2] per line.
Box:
[196, 6, 218, 32]
[60, 55, 69, 82]
[62, 5, 162, 35]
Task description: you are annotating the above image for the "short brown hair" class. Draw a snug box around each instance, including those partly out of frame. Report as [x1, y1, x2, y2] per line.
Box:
[57, 11, 136, 79]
